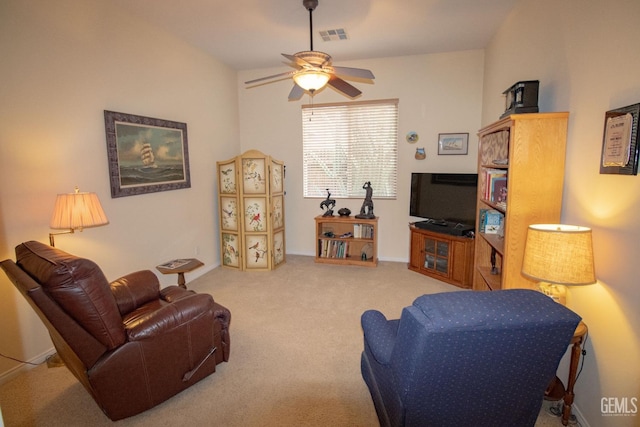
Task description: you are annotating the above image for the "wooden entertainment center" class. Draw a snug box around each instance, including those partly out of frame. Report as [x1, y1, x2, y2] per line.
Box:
[408, 224, 474, 289]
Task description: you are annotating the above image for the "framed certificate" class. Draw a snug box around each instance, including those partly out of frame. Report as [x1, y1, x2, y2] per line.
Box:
[600, 103, 639, 175]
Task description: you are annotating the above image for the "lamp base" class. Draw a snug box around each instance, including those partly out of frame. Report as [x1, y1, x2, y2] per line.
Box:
[539, 282, 567, 305]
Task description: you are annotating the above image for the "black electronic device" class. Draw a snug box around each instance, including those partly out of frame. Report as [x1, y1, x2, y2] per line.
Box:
[501, 80, 539, 118]
[413, 219, 475, 237]
[409, 172, 478, 236]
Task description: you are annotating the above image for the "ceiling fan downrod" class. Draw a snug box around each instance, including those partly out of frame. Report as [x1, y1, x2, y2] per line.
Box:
[303, 0, 319, 51]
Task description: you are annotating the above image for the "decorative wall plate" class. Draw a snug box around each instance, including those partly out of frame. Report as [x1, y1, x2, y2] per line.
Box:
[406, 131, 419, 143]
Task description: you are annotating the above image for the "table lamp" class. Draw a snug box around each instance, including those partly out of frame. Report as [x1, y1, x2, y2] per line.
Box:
[521, 224, 596, 305]
[49, 186, 109, 246]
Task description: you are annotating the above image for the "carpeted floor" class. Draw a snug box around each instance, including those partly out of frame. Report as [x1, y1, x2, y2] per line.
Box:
[0, 255, 570, 426]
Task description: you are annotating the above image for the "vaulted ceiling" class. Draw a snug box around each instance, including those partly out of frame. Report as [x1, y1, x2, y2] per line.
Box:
[111, 0, 521, 70]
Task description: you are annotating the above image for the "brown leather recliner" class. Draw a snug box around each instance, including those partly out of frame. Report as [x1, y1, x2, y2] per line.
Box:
[0, 241, 231, 421]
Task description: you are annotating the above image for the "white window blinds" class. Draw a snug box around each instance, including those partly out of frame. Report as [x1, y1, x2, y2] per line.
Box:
[302, 99, 398, 199]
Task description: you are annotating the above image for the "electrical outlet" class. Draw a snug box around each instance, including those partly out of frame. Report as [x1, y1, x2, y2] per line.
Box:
[194, 246, 199, 255]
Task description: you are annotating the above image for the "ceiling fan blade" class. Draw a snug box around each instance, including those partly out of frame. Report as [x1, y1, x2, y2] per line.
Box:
[288, 84, 305, 101]
[245, 71, 295, 85]
[331, 66, 375, 80]
[328, 75, 362, 98]
[282, 53, 311, 68]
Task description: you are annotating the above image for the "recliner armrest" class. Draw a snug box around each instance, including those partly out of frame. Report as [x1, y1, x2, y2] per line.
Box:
[124, 293, 216, 341]
[110, 270, 161, 315]
[361, 310, 399, 365]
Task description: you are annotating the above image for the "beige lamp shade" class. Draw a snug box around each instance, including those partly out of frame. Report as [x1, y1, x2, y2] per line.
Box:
[293, 70, 330, 92]
[522, 224, 596, 286]
[50, 187, 109, 231]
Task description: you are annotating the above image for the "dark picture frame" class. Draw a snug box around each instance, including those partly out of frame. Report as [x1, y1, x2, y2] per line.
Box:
[438, 133, 469, 155]
[600, 103, 639, 175]
[104, 110, 191, 197]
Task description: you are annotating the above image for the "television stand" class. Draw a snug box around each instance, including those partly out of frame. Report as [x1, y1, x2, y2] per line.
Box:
[408, 223, 475, 289]
[414, 219, 474, 237]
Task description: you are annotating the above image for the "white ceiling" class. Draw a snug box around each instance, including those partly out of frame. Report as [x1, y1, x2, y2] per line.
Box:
[111, 0, 521, 71]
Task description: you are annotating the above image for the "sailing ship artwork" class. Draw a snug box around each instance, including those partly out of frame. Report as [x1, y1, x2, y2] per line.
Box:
[140, 142, 157, 170]
[105, 111, 191, 197]
[114, 122, 187, 187]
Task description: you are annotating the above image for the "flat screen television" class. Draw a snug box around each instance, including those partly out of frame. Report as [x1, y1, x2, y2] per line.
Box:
[409, 173, 478, 231]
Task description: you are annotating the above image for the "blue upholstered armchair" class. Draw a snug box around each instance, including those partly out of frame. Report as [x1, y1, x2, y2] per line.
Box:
[361, 289, 581, 427]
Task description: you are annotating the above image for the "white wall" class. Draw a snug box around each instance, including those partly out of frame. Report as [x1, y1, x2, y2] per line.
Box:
[0, 0, 239, 377]
[238, 50, 484, 261]
[483, 1, 640, 425]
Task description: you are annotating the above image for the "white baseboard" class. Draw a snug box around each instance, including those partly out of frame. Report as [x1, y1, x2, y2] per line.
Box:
[572, 404, 590, 427]
[0, 348, 56, 386]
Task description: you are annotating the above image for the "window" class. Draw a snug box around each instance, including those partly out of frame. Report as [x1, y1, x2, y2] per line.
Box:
[302, 99, 398, 199]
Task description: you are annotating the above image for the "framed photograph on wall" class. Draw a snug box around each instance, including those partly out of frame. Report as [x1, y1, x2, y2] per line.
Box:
[438, 133, 469, 155]
[104, 110, 191, 198]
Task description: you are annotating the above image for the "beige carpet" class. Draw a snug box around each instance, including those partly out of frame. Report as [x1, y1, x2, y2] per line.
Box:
[0, 255, 568, 426]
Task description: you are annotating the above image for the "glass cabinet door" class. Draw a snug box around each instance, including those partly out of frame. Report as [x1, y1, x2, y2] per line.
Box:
[423, 237, 450, 274]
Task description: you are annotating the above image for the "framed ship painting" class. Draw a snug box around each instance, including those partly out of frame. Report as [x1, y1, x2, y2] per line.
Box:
[104, 110, 191, 198]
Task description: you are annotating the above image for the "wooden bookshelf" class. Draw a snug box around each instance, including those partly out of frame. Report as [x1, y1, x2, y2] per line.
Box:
[473, 113, 569, 290]
[315, 215, 378, 267]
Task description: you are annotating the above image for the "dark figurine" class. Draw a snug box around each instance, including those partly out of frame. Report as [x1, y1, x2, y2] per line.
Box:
[320, 189, 336, 217]
[338, 207, 351, 217]
[355, 181, 375, 219]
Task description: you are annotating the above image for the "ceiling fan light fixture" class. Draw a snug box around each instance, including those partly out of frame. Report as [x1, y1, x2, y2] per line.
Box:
[293, 70, 330, 92]
[245, 0, 374, 100]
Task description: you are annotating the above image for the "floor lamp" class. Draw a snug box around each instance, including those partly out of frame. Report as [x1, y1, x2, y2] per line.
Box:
[49, 186, 109, 247]
[46, 187, 109, 367]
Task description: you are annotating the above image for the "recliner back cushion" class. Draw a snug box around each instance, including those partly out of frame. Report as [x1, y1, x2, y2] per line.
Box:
[391, 289, 581, 426]
[16, 241, 125, 349]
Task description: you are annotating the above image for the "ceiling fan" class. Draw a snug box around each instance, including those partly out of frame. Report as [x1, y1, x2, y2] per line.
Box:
[244, 0, 375, 101]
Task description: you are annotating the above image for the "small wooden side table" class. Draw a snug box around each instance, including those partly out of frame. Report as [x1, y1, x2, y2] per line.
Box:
[156, 258, 204, 289]
[544, 321, 588, 426]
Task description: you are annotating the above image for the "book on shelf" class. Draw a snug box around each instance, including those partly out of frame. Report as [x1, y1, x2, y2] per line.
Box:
[478, 208, 488, 233]
[484, 168, 507, 202]
[483, 210, 504, 235]
[490, 177, 507, 205]
[319, 239, 350, 258]
[478, 208, 504, 235]
[354, 224, 374, 239]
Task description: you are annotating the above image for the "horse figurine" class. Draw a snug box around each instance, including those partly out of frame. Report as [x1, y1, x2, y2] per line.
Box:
[320, 189, 336, 217]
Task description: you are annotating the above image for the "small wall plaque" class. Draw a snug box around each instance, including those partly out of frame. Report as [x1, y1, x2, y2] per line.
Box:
[600, 103, 639, 175]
